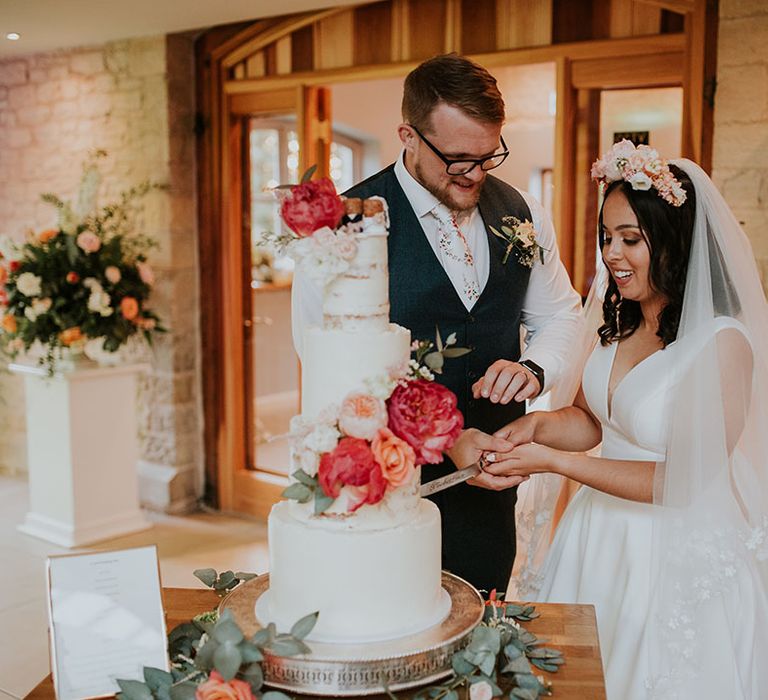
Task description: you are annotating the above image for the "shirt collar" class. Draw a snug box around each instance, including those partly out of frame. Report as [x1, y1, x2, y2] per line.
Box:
[394, 150, 443, 219]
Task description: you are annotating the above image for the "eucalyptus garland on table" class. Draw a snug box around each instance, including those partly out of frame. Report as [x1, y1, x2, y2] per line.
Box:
[117, 572, 563, 700]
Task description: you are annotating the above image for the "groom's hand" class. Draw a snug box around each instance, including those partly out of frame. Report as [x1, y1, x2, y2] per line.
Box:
[445, 428, 513, 469]
[472, 360, 541, 404]
[446, 428, 526, 491]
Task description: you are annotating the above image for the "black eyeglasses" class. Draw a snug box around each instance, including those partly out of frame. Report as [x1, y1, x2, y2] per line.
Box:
[409, 125, 509, 176]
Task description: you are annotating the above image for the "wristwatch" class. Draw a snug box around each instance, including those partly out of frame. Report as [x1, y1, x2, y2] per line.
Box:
[519, 359, 545, 395]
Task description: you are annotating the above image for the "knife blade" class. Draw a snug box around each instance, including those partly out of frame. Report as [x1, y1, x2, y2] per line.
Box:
[420, 462, 482, 497]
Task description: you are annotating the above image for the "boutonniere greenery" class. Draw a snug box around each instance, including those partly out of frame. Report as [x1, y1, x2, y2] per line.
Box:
[490, 217, 547, 268]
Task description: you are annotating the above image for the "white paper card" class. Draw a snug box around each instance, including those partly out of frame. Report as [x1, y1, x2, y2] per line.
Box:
[47, 545, 168, 700]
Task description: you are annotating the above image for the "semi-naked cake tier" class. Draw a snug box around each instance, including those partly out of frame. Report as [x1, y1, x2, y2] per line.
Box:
[257, 499, 450, 643]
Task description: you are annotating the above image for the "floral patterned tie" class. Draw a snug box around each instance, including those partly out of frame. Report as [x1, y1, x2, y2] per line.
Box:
[431, 204, 480, 309]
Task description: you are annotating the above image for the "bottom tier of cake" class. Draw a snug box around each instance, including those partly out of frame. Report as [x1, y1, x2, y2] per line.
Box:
[257, 499, 450, 643]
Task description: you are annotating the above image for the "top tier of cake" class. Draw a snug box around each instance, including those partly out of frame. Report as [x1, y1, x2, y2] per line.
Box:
[321, 197, 390, 332]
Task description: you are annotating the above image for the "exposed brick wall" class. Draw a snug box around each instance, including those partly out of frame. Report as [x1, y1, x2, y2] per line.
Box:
[0, 35, 203, 512]
[713, 0, 768, 291]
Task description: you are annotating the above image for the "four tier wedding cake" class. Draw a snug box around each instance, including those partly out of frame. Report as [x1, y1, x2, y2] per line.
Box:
[255, 179, 463, 643]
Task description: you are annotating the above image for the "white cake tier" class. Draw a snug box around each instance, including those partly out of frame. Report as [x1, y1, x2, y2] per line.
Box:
[322, 232, 389, 329]
[300, 323, 410, 418]
[287, 467, 421, 530]
[259, 499, 450, 643]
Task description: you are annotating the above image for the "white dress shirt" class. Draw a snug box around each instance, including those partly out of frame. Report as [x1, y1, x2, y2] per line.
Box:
[292, 152, 582, 394]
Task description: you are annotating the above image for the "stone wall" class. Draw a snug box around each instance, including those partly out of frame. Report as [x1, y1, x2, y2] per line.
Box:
[0, 34, 203, 512]
[713, 0, 768, 290]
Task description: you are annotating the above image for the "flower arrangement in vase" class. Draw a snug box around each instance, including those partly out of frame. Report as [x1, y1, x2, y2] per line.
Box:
[0, 151, 165, 373]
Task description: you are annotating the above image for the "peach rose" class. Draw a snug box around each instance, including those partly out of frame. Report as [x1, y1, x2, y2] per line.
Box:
[76, 231, 101, 253]
[1, 314, 17, 334]
[38, 229, 59, 244]
[120, 296, 139, 321]
[371, 427, 416, 488]
[195, 671, 254, 700]
[338, 392, 388, 440]
[59, 326, 83, 346]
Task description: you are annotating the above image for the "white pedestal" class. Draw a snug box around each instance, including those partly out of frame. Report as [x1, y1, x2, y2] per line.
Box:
[10, 361, 151, 547]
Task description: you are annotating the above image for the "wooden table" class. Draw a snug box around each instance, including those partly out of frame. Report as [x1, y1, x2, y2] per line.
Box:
[25, 588, 606, 700]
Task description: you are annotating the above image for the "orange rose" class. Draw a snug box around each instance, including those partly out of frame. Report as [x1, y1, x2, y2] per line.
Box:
[59, 327, 83, 346]
[371, 427, 416, 488]
[38, 229, 59, 244]
[1, 314, 17, 334]
[195, 671, 255, 700]
[120, 296, 139, 321]
[0, 265, 7, 286]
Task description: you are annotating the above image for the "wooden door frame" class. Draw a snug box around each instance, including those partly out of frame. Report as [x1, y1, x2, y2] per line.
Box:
[197, 6, 716, 518]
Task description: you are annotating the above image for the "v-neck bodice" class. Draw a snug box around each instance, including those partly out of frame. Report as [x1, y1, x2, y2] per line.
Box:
[582, 340, 673, 461]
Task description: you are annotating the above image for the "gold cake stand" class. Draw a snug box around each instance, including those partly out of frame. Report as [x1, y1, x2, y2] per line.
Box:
[219, 572, 484, 696]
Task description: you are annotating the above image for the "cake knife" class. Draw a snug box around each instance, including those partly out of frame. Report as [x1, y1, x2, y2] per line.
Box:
[420, 462, 482, 497]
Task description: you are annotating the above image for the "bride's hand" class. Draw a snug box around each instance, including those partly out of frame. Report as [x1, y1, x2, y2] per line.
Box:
[482, 442, 559, 478]
[493, 413, 538, 447]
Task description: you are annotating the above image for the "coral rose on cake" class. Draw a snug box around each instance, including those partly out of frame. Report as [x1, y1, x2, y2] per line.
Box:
[387, 379, 464, 464]
[195, 671, 255, 700]
[280, 177, 346, 237]
[372, 427, 416, 487]
[318, 437, 387, 511]
[38, 229, 58, 244]
[338, 392, 388, 440]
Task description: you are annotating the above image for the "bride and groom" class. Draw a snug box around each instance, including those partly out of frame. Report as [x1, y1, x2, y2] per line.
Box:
[292, 53, 768, 698]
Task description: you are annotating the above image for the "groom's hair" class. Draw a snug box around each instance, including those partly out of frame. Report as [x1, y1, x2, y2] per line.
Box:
[402, 53, 505, 133]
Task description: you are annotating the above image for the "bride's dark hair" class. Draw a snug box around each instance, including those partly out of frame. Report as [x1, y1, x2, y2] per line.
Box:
[598, 163, 696, 347]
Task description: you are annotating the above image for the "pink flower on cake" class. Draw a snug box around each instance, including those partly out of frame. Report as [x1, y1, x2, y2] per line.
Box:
[371, 427, 416, 487]
[387, 379, 464, 464]
[280, 177, 346, 237]
[136, 261, 155, 285]
[195, 671, 255, 700]
[339, 392, 388, 440]
[318, 437, 387, 511]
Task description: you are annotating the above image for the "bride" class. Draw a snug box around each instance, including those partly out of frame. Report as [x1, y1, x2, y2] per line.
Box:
[454, 142, 768, 699]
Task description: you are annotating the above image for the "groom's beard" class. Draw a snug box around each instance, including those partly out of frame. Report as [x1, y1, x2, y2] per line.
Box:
[414, 161, 483, 213]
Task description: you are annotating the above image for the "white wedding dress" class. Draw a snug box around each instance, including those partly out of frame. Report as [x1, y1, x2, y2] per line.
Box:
[535, 319, 763, 699]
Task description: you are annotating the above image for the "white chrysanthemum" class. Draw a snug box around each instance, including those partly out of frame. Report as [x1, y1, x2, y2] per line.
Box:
[16, 272, 42, 297]
[304, 424, 341, 453]
[629, 172, 653, 191]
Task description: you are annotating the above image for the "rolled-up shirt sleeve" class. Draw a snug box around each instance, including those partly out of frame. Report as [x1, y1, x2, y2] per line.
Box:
[517, 191, 583, 394]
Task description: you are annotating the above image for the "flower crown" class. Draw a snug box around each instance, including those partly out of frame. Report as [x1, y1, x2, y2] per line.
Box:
[590, 139, 687, 207]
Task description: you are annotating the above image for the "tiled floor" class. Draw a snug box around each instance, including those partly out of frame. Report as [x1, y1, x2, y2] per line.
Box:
[0, 473, 269, 698]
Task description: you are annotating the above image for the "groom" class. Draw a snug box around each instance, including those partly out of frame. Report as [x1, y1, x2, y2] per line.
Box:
[292, 54, 581, 595]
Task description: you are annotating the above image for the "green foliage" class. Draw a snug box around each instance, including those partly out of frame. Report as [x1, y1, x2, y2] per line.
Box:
[193, 568, 258, 597]
[280, 468, 334, 514]
[403, 602, 562, 700]
[411, 326, 472, 378]
[117, 574, 318, 700]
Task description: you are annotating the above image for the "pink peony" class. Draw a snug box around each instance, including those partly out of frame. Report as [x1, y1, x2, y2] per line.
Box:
[387, 379, 464, 464]
[318, 437, 387, 511]
[371, 428, 416, 487]
[280, 177, 346, 237]
[196, 671, 255, 700]
[338, 393, 388, 440]
[76, 231, 101, 253]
